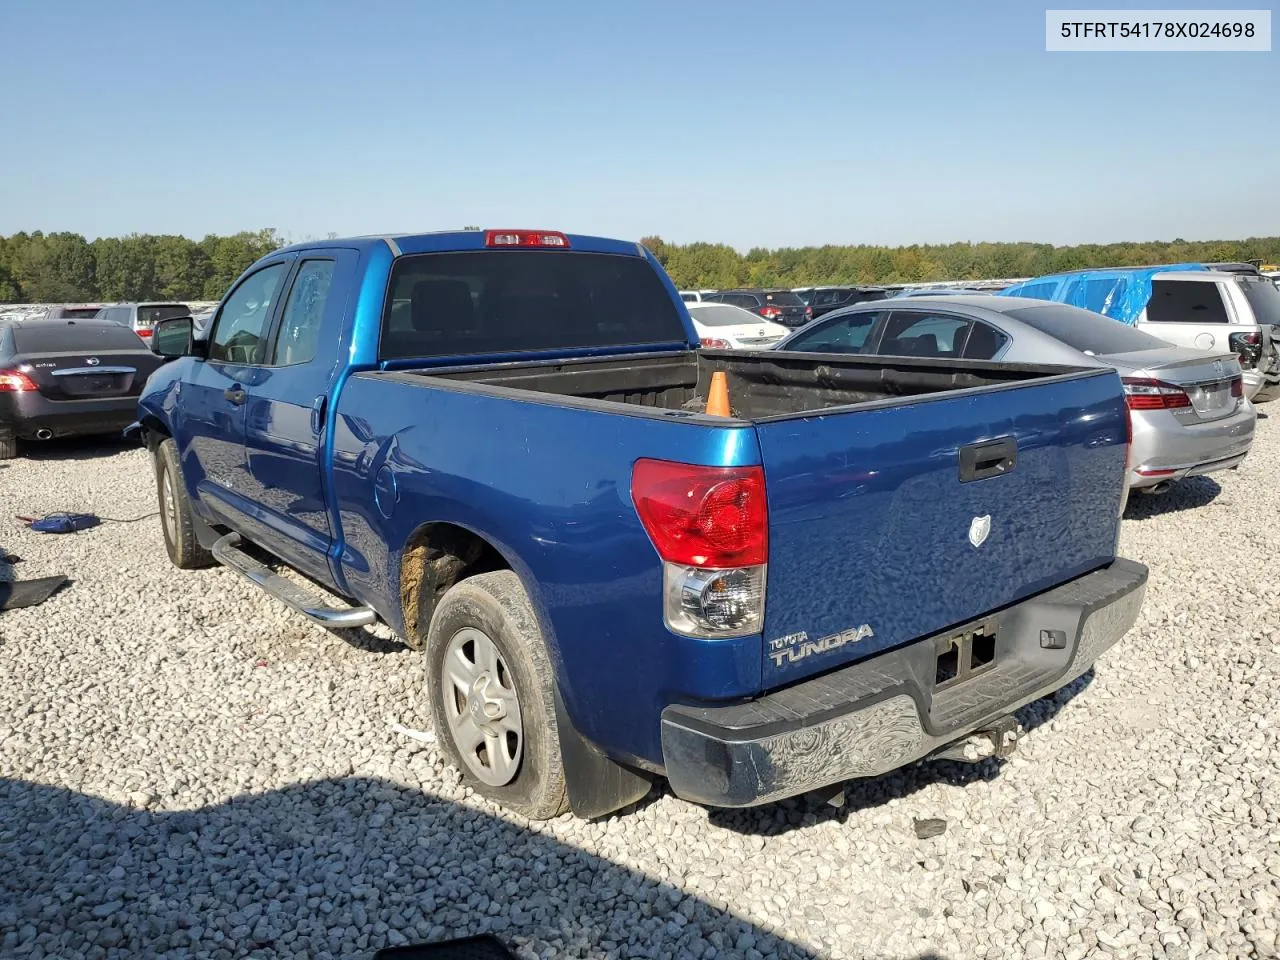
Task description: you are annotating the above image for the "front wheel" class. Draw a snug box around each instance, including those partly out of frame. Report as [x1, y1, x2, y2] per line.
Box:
[425, 570, 568, 820]
[154, 438, 215, 570]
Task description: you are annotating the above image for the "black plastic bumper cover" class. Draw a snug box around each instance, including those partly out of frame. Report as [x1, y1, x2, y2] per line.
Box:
[660, 558, 1148, 807]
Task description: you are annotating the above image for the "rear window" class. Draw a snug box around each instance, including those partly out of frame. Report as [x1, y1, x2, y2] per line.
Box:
[1146, 280, 1230, 324]
[1005, 304, 1170, 355]
[13, 322, 145, 353]
[380, 251, 688, 360]
[763, 291, 805, 306]
[1239, 279, 1280, 326]
[688, 303, 761, 327]
[137, 304, 191, 326]
[52, 307, 102, 320]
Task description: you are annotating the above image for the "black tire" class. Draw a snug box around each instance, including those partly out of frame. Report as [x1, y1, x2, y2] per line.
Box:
[154, 438, 215, 570]
[0, 436, 15, 460]
[425, 570, 569, 820]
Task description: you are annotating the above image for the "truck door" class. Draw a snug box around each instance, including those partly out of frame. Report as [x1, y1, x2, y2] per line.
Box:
[178, 259, 293, 525]
[237, 249, 358, 588]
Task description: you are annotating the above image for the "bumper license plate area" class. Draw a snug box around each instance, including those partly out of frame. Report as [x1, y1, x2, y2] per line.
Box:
[934, 620, 998, 691]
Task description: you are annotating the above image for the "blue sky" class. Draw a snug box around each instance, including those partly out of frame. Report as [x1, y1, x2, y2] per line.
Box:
[0, 0, 1274, 249]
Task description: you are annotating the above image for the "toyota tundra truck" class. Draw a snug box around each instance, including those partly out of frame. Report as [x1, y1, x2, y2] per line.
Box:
[133, 229, 1147, 819]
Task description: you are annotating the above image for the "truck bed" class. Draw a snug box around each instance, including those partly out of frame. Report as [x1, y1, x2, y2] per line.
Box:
[401, 349, 1095, 420]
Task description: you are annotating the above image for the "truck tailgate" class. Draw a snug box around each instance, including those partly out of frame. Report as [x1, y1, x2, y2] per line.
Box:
[757, 370, 1127, 685]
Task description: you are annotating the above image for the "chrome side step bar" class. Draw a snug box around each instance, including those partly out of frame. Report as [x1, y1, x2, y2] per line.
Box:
[211, 532, 377, 629]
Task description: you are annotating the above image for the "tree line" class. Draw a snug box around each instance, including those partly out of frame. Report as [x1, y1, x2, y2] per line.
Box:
[0, 229, 284, 304]
[639, 235, 1280, 290]
[2, 228, 1278, 304]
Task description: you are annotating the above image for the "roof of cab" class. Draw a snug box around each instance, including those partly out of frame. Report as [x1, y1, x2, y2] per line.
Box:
[273, 230, 647, 258]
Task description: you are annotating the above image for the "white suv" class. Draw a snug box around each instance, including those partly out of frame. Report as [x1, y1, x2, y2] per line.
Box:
[1136, 271, 1280, 402]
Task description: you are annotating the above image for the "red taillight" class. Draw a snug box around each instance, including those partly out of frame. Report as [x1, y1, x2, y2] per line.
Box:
[631, 459, 767, 568]
[136, 328, 152, 338]
[483, 229, 570, 249]
[0, 368, 37, 392]
[700, 337, 731, 350]
[1122, 377, 1192, 410]
[1231, 376, 1243, 398]
[758, 306, 782, 320]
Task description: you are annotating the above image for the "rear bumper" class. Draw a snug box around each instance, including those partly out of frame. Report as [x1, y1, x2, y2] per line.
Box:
[1127, 404, 1255, 489]
[660, 558, 1147, 808]
[0, 393, 140, 440]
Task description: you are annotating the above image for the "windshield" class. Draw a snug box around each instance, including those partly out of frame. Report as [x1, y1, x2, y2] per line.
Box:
[1239, 279, 1280, 327]
[1004, 303, 1171, 355]
[687, 303, 765, 327]
[380, 251, 688, 360]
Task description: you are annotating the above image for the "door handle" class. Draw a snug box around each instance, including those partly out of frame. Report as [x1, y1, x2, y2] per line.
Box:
[959, 436, 1017, 482]
[310, 395, 327, 434]
[224, 386, 247, 405]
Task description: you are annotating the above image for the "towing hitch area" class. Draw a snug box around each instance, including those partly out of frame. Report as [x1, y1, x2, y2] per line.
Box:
[930, 715, 1022, 764]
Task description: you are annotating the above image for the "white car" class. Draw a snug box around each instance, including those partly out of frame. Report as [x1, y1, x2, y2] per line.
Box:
[686, 301, 791, 349]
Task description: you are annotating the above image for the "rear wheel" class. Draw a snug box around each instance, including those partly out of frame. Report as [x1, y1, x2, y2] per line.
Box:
[425, 570, 568, 819]
[154, 438, 214, 569]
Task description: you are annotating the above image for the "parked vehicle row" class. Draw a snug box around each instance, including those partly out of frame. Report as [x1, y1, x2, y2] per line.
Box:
[772, 296, 1255, 497]
[129, 227, 1145, 821]
[997, 266, 1280, 403]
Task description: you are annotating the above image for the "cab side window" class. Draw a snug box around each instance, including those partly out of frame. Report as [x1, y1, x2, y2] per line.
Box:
[272, 260, 335, 366]
[208, 263, 288, 364]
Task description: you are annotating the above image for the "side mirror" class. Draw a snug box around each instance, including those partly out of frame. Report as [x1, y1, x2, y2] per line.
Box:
[153, 316, 198, 358]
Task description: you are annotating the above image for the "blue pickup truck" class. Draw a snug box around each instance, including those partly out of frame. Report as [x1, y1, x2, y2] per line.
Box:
[135, 229, 1148, 819]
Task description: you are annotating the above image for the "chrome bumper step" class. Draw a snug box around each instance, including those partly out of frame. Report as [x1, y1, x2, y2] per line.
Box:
[211, 532, 377, 629]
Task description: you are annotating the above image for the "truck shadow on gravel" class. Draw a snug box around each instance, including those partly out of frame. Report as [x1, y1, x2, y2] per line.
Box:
[706, 669, 1095, 837]
[0, 775, 949, 960]
[1123, 476, 1221, 520]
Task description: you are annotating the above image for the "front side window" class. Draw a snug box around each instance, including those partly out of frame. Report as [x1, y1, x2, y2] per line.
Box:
[1146, 280, 1230, 324]
[784, 312, 881, 353]
[273, 260, 335, 365]
[209, 262, 288, 364]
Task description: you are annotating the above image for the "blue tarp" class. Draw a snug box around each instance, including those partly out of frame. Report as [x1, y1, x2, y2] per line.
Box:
[997, 263, 1210, 325]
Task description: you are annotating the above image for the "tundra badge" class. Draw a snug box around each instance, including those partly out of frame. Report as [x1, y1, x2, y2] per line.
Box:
[968, 514, 992, 548]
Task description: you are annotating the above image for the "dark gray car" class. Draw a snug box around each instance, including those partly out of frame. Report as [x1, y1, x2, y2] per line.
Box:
[0, 318, 165, 458]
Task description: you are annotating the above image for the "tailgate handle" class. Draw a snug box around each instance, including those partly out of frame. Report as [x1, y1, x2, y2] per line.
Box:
[959, 436, 1017, 482]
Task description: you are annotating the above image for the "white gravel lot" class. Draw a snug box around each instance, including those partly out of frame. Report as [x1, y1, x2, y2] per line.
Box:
[0, 416, 1278, 960]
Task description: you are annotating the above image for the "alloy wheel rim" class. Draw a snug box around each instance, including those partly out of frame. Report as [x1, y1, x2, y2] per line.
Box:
[441, 627, 523, 786]
[161, 469, 177, 542]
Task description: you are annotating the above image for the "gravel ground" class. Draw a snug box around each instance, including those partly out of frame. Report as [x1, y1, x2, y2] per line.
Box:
[1, 417, 1278, 960]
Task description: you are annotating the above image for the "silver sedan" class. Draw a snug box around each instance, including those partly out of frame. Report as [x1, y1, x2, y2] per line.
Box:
[774, 295, 1257, 495]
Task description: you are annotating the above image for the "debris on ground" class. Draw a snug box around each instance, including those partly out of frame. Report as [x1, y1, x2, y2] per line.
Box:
[0, 575, 69, 611]
[913, 817, 948, 840]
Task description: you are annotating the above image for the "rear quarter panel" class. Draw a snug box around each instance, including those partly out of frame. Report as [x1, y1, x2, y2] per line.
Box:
[330, 373, 763, 767]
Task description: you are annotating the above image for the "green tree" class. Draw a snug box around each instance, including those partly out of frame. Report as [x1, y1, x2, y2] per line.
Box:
[14, 232, 96, 301]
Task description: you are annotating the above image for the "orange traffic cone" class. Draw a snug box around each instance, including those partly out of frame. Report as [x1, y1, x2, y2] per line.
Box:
[705, 371, 731, 417]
